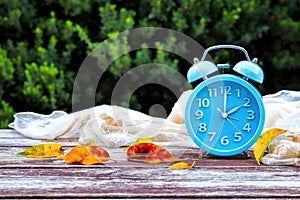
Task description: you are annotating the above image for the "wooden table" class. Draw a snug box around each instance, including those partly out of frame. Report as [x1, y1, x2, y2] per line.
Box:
[1, 129, 299, 199]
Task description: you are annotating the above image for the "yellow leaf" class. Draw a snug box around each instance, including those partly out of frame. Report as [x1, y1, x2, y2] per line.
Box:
[169, 161, 196, 169]
[253, 128, 287, 165]
[124, 137, 153, 150]
[17, 143, 63, 158]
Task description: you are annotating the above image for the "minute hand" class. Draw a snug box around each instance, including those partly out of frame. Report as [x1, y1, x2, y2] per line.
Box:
[227, 104, 243, 115]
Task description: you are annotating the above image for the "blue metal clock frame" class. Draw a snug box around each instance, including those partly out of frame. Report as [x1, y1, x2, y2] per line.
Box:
[185, 45, 265, 156]
[185, 74, 265, 156]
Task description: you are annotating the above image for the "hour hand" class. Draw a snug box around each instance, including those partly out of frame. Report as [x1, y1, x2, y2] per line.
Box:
[227, 104, 243, 115]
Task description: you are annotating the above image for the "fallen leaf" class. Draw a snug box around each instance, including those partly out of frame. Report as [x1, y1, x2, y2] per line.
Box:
[169, 161, 196, 169]
[124, 137, 153, 150]
[62, 142, 111, 165]
[254, 128, 287, 165]
[127, 143, 179, 163]
[17, 143, 63, 158]
[86, 141, 97, 146]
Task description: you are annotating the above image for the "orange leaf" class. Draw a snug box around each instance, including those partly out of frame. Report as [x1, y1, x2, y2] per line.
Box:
[86, 146, 111, 163]
[62, 142, 111, 165]
[253, 128, 287, 165]
[127, 143, 179, 163]
[17, 143, 63, 158]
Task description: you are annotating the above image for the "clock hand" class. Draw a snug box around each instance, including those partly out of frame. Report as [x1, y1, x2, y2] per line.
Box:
[217, 107, 228, 119]
[217, 107, 239, 120]
[217, 107, 222, 114]
[223, 91, 227, 113]
[228, 116, 239, 121]
[226, 118, 243, 134]
[227, 104, 243, 115]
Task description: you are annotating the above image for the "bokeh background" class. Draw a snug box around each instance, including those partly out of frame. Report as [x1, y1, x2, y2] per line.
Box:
[0, 0, 299, 128]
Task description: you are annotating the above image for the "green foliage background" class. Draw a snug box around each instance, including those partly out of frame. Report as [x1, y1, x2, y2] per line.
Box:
[0, 0, 299, 128]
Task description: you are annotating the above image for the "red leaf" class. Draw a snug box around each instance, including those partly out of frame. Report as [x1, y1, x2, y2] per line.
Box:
[127, 143, 179, 163]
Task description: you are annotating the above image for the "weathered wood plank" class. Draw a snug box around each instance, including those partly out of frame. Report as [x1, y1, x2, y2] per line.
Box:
[0, 129, 22, 137]
[0, 166, 299, 198]
[0, 145, 262, 168]
[1, 129, 300, 198]
[0, 129, 79, 147]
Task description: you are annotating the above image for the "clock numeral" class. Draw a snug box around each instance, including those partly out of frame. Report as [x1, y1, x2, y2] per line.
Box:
[208, 132, 216, 141]
[195, 110, 204, 120]
[208, 88, 217, 97]
[220, 136, 229, 146]
[219, 86, 232, 95]
[234, 132, 242, 142]
[220, 132, 242, 146]
[225, 86, 232, 95]
[236, 88, 241, 98]
[243, 98, 251, 107]
[243, 123, 251, 132]
[197, 98, 210, 108]
[209, 86, 244, 98]
[198, 123, 207, 132]
[247, 110, 255, 120]
[208, 86, 242, 97]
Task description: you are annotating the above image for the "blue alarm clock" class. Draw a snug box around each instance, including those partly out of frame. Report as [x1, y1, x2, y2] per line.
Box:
[185, 45, 265, 156]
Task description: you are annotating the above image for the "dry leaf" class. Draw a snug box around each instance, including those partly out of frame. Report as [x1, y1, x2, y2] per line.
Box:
[17, 143, 63, 158]
[127, 143, 179, 163]
[254, 128, 287, 165]
[101, 115, 122, 126]
[286, 133, 300, 143]
[124, 137, 153, 150]
[62, 142, 111, 165]
[169, 161, 196, 169]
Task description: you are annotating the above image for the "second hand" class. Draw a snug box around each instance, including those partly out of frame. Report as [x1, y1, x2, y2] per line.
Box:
[226, 118, 243, 135]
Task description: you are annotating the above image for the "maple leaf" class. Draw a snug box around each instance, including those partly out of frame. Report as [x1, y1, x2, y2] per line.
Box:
[17, 143, 63, 158]
[254, 128, 287, 165]
[127, 143, 179, 163]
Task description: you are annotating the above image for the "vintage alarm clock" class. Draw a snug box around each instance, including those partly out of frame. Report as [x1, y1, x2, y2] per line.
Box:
[185, 45, 265, 156]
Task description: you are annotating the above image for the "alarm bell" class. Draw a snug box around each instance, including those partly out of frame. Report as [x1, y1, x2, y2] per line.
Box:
[187, 44, 264, 84]
[187, 60, 218, 83]
[233, 60, 264, 84]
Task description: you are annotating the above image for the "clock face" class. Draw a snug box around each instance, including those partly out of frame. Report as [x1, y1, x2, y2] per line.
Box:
[185, 74, 265, 156]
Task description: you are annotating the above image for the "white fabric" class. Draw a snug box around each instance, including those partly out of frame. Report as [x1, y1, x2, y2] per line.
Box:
[9, 105, 194, 148]
[8, 111, 73, 139]
[8, 90, 300, 165]
[260, 90, 300, 166]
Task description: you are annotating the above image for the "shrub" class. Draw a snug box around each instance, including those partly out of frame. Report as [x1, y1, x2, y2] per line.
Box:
[0, 0, 299, 128]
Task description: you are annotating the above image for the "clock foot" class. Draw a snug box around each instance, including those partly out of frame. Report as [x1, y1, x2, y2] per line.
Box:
[243, 150, 250, 158]
[199, 150, 209, 158]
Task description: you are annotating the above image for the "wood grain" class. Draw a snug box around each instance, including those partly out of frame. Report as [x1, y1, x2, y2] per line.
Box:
[0, 129, 300, 198]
